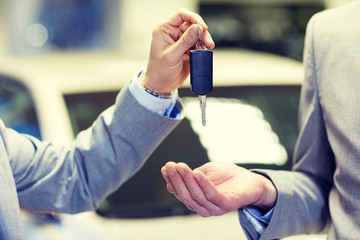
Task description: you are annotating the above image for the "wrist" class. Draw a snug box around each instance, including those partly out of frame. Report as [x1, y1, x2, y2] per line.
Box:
[254, 175, 277, 212]
[141, 71, 174, 98]
[129, 69, 179, 116]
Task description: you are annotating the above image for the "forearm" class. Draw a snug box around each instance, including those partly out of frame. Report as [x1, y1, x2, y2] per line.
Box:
[8, 83, 183, 213]
[73, 83, 183, 208]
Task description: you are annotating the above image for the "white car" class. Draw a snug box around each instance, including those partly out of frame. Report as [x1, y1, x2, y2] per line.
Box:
[0, 50, 325, 239]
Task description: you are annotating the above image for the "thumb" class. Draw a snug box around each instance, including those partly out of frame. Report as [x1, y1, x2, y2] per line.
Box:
[169, 24, 200, 57]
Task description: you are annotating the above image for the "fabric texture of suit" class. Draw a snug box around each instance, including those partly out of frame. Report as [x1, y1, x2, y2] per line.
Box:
[0, 83, 183, 239]
[239, 2, 360, 239]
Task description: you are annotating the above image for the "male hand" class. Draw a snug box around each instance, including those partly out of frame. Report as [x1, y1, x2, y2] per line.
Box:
[143, 8, 215, 96]
[161, 162, 277, 217]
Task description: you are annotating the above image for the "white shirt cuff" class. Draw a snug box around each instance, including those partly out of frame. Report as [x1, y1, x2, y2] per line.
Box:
[129, 70, 178, 117]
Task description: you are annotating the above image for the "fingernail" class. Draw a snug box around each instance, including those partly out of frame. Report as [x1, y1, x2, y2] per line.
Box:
[178, 168, 185, 176]
[162, 170, 168, 177]
[168, 167, 175, 176]
[194, 172, 201, 182]
[191, 27, 198, 39]
[195, 175, 201, 182]
[167, 185, 174, 193]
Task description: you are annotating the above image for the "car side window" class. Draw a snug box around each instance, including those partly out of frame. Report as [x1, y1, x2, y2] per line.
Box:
[0, 75, 42, 140]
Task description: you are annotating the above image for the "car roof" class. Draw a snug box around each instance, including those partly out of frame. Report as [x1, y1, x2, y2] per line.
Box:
[213, 49, 303, 86]
[0, 50, 303, 145]
[0, 49, 303, 95]
[0, 52, 145, 94]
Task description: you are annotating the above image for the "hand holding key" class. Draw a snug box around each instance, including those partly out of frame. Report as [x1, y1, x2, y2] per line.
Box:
[143, 9, 215, 97]
[190, 25, 213, 126]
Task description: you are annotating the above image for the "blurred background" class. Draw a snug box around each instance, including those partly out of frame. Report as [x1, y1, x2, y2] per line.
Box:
[0, 0, 353, 59]
[0, 0, 355, 240]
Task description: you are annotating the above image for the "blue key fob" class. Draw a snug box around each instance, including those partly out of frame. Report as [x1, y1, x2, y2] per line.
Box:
[190, 49, 213, 95]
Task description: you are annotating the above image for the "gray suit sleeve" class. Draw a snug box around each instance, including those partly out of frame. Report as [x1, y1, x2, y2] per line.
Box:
[239, 13, 334, 239]
[3, 82, 183, 213]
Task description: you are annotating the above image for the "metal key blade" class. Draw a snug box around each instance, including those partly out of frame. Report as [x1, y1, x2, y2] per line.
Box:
[199, 95, 207, 126]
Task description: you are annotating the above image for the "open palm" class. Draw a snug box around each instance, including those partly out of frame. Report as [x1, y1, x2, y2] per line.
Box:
[161, 161, 276, 217]
[193, 162, 267, 213]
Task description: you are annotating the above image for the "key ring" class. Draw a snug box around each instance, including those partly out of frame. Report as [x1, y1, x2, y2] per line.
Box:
[195, 24, 207, 49]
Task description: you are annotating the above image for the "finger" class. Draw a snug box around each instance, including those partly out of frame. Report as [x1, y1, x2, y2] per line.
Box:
[168, 22, 214, 49]
[164, 162, 212, 217]
[176, 163, 222, 214]
[166, 24, 201, 58]
[174, 195, 195, 212]
[164, 162, 190, 197]
[179, 22, 192, 34]
[167, 8, 207, 31]
[162, 166, 195, 212]
[203, 30, 215, 49]
[161, 166, 177, 195]
[159, 22, 192, 45]
[193, 170, 226, 209]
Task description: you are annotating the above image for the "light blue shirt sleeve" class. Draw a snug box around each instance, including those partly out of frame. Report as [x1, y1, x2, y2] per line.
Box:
[240, 206, 274, 235]
[129, 70, 179, 118]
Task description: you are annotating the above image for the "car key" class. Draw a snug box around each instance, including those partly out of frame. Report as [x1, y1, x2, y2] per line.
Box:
[190, 24, 213, 126]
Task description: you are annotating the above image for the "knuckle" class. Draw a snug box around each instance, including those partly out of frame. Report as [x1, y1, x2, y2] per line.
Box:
[177, 192, 190, 201]
[160, 24, 172, 36]
[152, 23, 162, 36]
[192, 192, 204, 202]
[179, 8, 188, 15]
[181, 34, 194, 47]
[206, 192, 218, 202]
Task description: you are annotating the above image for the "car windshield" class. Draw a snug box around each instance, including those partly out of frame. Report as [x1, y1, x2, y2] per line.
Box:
[0, 75, 42, 140]
[64, 85, 300, 218]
